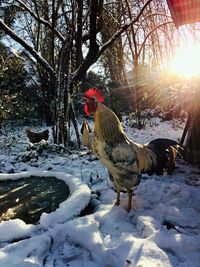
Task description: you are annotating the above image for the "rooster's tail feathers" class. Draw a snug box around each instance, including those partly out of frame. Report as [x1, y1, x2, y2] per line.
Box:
[144, 138, 184, 175]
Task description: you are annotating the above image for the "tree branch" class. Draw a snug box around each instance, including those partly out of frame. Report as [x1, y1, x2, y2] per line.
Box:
[135, 13, 173, 35]
[15, 0, 65, 42]
[138, 21, 173, 58]
[72, 0, 153, 82]
[0, 19, 57, 79]
[97, 0, 153, 57]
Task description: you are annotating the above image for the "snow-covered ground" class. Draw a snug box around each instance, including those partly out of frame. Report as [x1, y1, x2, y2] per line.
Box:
[0, 117, 199, 267]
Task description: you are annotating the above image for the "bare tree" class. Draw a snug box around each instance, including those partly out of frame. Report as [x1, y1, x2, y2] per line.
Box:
[0, 0, 154, 146]
[100, 0, 176, 126]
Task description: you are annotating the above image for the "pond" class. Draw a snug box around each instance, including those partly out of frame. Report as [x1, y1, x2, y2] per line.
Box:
[0, 176, 70, 224]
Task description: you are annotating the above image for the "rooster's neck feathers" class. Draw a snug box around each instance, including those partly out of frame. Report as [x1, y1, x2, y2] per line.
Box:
[94, 102, 128, 144]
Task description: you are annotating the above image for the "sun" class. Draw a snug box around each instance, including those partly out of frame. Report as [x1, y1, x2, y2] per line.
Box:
[169, 41, 200, 78]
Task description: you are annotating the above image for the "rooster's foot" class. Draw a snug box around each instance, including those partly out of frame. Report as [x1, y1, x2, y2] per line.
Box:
[127, 191, 133, 212]
[114, 200, 120, 206]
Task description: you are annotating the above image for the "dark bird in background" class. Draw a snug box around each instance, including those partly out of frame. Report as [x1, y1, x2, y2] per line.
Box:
[81, 88, 183, 212]
[25, 128, 49, 143]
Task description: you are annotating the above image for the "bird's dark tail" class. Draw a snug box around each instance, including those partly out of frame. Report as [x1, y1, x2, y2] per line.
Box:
[144, 138, 184, 175]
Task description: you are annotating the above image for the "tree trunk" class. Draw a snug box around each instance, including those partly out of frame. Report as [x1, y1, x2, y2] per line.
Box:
[185, 100, 200, 165]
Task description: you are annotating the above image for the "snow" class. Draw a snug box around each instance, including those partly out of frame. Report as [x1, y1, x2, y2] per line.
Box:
[0, 219, 36, 243]
[0, 171, 91, 229]
[0, 118, 199, 267]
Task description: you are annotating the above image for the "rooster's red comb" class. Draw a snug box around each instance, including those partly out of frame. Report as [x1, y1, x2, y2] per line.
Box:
[85, 88, 104, 102]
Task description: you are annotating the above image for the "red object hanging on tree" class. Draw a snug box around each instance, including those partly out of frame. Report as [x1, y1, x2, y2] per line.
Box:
[166, 0, 200, 27]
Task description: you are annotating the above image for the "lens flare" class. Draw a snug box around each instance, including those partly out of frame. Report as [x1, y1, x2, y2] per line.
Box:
[169, 43, 200, 78]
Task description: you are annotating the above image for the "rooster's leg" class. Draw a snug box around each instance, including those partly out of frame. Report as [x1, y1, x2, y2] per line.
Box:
[113, 180, 121, 206]
[127, 191, 133, 212]
[115, 190, 120, 206]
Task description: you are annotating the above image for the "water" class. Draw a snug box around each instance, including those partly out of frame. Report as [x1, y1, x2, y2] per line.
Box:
[0, 176, 70, 224]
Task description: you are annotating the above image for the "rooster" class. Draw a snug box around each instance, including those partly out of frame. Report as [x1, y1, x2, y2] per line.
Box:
[25, 128, 49, 143]
[81, 88, 183, 212]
